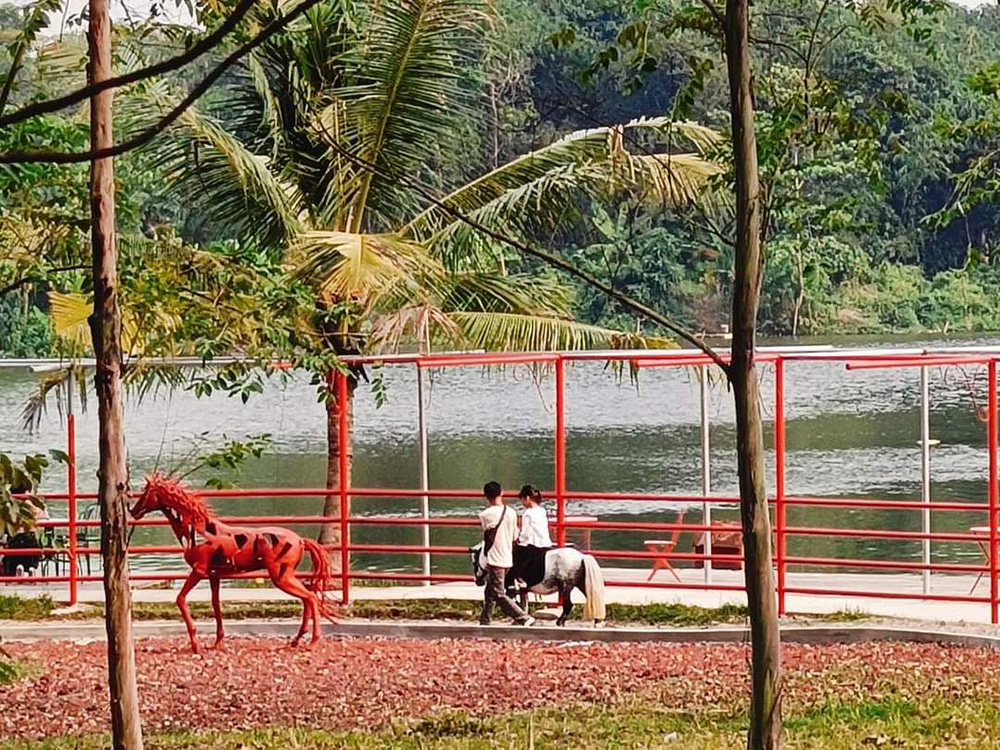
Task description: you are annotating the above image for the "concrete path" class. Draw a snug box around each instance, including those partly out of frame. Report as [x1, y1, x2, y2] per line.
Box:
[5, 618, 1000, 652]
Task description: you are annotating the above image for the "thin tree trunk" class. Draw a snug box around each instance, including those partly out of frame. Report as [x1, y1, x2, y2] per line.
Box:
[791, 250, 804, 338]
[88, 0, 143, 746]
[724, 1, 782, 748]
[319, 372, 356, 576]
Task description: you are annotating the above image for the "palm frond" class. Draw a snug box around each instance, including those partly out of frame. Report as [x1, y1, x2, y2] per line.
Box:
[369, 303, 461, 353]
[334, 0, 491, 231]
[134, 81, 308, 247]
[22, 368, 69, 432]
[48, 290, 91, 353]
[446, 311, 674, 353]
[292, 231, 446, 310]
[404, 117, 721, 238]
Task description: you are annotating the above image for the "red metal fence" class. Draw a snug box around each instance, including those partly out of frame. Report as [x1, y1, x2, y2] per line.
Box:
[4, 347, 1000, 621]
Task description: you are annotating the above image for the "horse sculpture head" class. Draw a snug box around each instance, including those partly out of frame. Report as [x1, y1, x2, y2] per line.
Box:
[131, 474, 214, 525]
[468, 542, 487, 586]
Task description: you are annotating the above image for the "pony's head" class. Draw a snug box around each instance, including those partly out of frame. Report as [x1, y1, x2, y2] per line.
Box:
[131, 474, 214, 524]
[468, 542, 486, 586]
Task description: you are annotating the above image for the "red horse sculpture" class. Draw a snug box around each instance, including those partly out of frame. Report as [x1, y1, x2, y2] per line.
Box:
[130, 475, 337, 653]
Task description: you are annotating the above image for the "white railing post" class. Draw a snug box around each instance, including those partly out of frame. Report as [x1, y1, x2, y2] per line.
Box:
[701, 365, 712, 585]
[920, 366, 932, 594]
[417, 365, 431, 584]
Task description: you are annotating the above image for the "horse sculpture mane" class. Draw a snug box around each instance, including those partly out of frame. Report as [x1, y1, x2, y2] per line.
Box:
[142, 474, 214, 525]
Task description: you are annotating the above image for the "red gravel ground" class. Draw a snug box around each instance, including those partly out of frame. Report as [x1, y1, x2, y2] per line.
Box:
[3, 636, 1000, 741]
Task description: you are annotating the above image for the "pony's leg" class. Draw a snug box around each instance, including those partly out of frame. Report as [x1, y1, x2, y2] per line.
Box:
[176, 570, 204, 654]
[556, 582, 574, 626]
[209, 574, 225, 649]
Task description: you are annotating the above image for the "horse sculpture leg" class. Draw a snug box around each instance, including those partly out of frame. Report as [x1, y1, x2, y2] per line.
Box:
[256, 538, 321, 647]
[176, 570, 205, 653]
[209, 574, 225, 649]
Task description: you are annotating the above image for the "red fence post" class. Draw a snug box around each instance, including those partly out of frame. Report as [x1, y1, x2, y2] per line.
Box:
[775, 358, 786, 616]
[337, 371, 350, 605]
[67, 411, 78, 606]
[555, 356, 566, 547]
[989, 360, 998, 624]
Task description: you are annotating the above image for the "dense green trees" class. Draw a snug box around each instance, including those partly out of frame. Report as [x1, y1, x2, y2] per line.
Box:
[3, 0, 1000, 352]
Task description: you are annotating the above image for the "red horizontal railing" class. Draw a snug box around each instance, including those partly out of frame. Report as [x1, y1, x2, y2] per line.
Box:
[4, 350, 1000, 623]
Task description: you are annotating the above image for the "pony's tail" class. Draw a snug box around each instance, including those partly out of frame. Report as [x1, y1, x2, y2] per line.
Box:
[303, 538, 339, 622]
[581, 553, 606, 622]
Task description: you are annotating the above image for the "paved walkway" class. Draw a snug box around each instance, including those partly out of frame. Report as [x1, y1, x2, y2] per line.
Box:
[5, 566, 997, 624]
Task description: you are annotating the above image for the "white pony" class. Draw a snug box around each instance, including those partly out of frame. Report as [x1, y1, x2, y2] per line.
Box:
[469, 542, 606, 626]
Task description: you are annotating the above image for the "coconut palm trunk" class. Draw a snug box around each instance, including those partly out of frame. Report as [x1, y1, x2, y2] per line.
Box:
[319, 371, 356, 574]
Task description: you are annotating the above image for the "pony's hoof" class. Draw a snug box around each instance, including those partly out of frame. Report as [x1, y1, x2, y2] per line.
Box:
[212, 639, 226, 651]
[556, 620, 566, 627]
[594, 620, 606, 629]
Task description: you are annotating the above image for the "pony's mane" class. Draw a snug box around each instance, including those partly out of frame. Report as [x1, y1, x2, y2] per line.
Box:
[142, 475, 215, 523]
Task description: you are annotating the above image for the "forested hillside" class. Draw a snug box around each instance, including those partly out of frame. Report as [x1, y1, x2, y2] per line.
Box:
[2, 0, 1000, 356]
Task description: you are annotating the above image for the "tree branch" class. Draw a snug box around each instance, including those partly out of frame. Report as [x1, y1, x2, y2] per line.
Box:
[0, 0, 323, 165]
[0, 264, 90, 297]
[312, 123, 730, 372]
[697, 0, 725, 28]
[0, 0, 258, 130]
[0, 36, 29, 117]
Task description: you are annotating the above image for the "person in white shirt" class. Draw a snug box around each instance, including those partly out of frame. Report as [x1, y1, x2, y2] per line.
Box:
[508, 485, 554, 591]
[517, 485, 553, 548]
[478, 481, 534, 627]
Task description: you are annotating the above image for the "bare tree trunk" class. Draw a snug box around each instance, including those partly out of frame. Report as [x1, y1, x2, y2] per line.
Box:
[791, 249, 804, 338]
[724, 1, 782, 748]
[88, 0, 143, 747]
[319, 372, 356, 575]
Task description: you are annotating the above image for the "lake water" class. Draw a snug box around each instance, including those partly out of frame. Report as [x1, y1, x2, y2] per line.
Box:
[2, 334, 999, 577]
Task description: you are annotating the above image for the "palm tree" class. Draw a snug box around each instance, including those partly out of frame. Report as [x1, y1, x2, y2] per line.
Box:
[142, 0, 719, 555]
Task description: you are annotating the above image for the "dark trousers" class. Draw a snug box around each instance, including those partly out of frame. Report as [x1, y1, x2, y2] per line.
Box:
[480, 565, 529, 625]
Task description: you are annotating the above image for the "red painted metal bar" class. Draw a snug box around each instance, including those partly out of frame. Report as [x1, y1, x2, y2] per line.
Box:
[783, 556, 986, 573]
[418, 352, 561, 368]
[67, 412, 78, 606]
[775, 357, 786, 615]
[31, 486, 993, 513]
[350, 572, 471, 583]
[555, 356, 566, 548]
[784, 586, 989, 604]
[784, 496, 985, 512]
[338, 370, 350, 605]
[609, 580, 746, 592]
[783, 526, 982, 543]
[846, 357, 990, 371]
[990, 360, 998, 623]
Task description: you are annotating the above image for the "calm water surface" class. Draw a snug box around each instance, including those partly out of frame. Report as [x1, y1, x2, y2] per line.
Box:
[2, 334, 999, 576]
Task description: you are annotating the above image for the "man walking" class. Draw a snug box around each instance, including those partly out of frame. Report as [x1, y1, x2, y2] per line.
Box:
[479, 481, 534, 627]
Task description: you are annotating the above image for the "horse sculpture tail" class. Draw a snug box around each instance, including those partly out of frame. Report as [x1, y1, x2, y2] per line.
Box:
[581, 553, 606, 622]
[303, 538, 339, 621]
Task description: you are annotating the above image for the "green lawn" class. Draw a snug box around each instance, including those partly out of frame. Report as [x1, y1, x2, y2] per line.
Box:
[7, 695, 1000, 749]
[0, 593, 868, 627]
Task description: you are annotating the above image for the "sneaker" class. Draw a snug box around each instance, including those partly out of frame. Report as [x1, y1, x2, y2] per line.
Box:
[521, 616, 536, 627]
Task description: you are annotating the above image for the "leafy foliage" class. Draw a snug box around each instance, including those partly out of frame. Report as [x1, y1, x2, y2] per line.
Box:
[0, 452, 49, 537]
